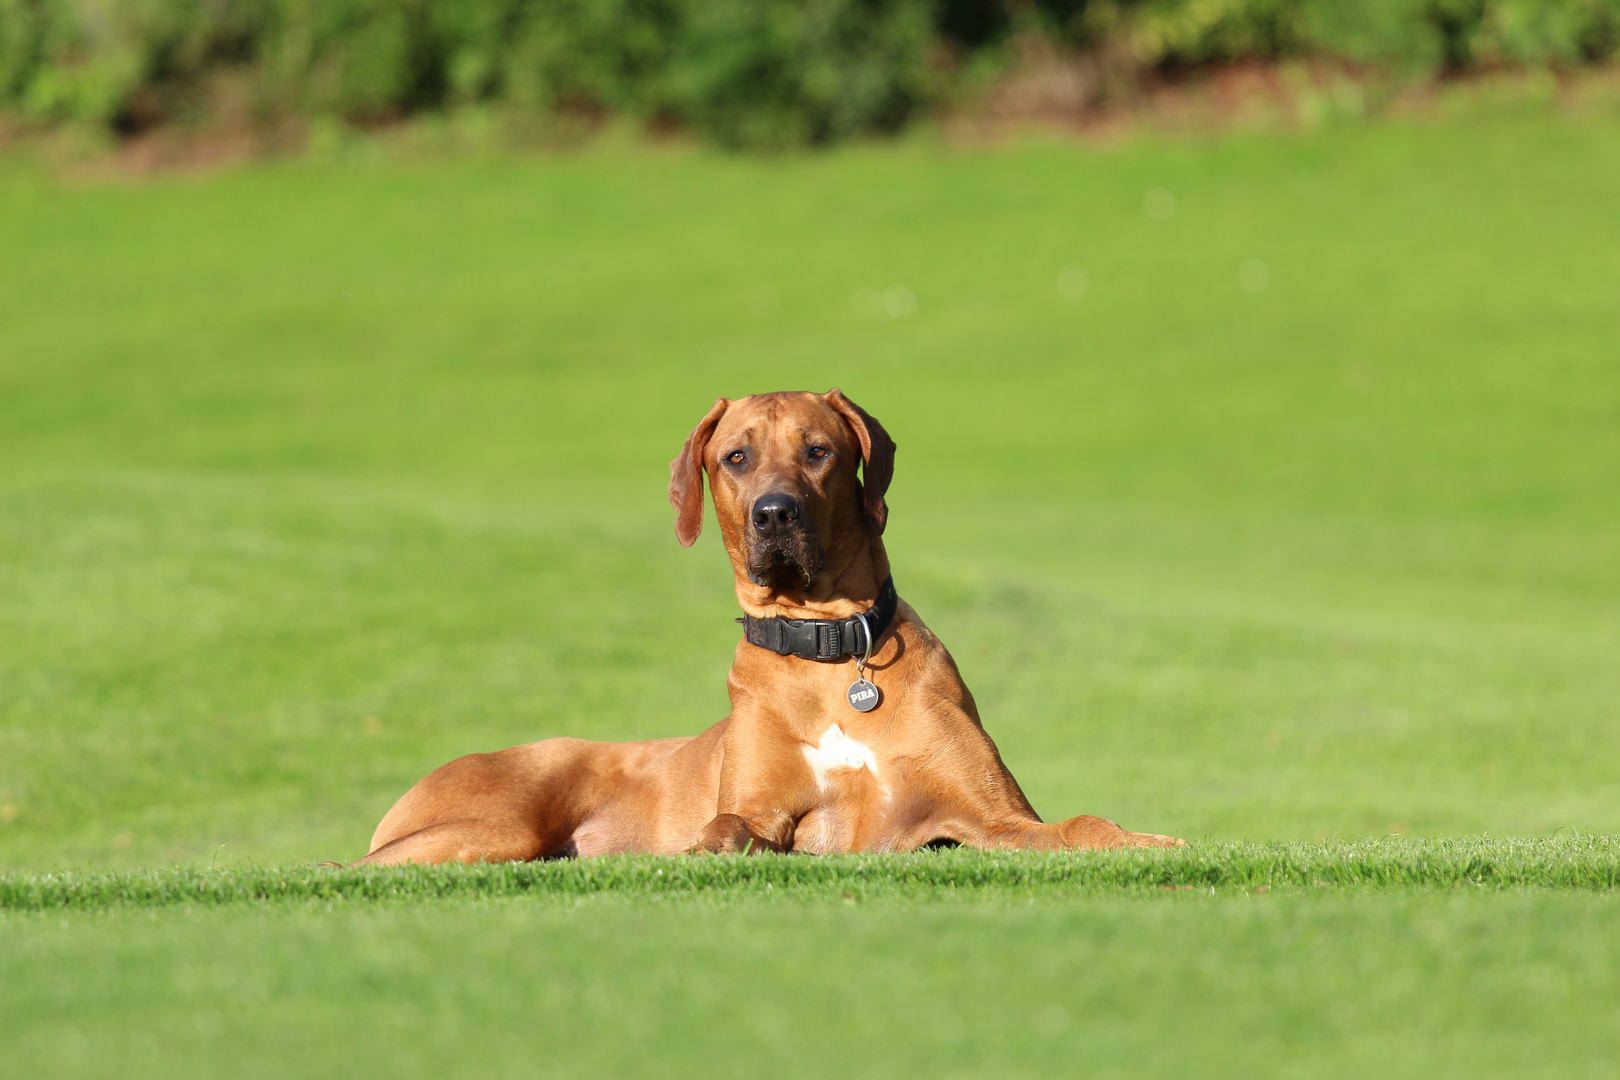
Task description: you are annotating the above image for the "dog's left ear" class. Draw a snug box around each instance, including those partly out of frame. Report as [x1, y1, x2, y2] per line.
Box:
[825, 388, 897, 534]
[669, 397, 729, 547]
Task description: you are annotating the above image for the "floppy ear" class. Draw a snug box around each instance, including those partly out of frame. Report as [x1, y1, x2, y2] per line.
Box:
[824, 388, 897, 534]
[668, 397, 729, 547]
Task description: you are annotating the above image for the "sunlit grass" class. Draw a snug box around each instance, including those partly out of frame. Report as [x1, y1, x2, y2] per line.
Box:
[3, 110, 1619, 1077]
[4, 838, 1620, 912]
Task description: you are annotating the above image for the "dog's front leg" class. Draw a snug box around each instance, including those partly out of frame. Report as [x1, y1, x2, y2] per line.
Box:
[691, 811, 794, 854]
[969, 815, 1183, 850]
[689, 723, 819, 855]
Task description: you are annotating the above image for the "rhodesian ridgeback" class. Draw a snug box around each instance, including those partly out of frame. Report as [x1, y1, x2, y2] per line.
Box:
[360, 389, 1179, 863]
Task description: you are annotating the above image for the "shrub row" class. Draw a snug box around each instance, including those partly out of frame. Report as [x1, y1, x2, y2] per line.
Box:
[1108, 0, 1620, 69]
[946, 0, 1620, 67]
[1, 0, 1616, 146]
[0, 0, 934, 146]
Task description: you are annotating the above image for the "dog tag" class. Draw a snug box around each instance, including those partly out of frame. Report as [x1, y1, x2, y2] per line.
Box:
[847, 679, 880, 712]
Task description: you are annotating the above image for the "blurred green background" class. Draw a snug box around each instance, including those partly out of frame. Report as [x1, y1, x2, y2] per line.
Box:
[3, 109, 1617, 871]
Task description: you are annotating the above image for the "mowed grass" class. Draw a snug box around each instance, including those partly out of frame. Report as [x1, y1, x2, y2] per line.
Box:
[5, 842, 1620, 1079]
[3, 107, 1620, 1076]
[6, 886, 1616, 1080]
[7, 839, 1620, 911]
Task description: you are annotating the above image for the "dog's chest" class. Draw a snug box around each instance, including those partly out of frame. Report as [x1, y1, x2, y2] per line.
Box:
[802, 724, 881, 788]
[793, 723, 899, 854]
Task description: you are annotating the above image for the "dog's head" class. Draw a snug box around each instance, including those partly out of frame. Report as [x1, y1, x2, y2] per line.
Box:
[669, 389, 895, 596]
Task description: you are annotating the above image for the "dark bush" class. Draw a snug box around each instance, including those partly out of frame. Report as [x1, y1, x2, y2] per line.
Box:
[1, 0, 1618, 146]
[661, 0, 932, 146]
[1131, 0, 1620, 68]
[0, 0, 933, 144]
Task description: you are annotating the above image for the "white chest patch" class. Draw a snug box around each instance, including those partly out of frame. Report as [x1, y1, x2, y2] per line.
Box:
[803, 725, 880, 791]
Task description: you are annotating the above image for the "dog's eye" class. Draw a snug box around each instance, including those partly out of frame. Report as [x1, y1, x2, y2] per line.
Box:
[807, 446, 829, 461]
[725, 450, 747, 466]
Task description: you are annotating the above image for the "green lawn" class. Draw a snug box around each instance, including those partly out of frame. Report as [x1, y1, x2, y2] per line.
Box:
[7, 886, 1616, 1080]
[6, 840, 1620, 911]
[5, 842, 1620, 1079]
[3, 109, 1619, 1076]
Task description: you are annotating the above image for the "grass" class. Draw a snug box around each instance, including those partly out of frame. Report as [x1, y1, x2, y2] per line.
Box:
[6, 839, 1620, 911]
[5, 848, 1620, 1080]
[5, 842, 1620, 1079]
[6, 888, 1616, 1080]
[3, 105, 1620, 1076]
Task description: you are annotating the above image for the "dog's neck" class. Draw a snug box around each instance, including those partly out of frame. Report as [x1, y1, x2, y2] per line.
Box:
[732, 528, 891, 621]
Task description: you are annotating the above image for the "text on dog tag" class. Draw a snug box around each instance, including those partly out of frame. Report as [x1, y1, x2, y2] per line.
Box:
[847, 679, 880, 712]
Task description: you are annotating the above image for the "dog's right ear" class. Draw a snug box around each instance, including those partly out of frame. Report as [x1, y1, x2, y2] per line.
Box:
[668, 397, 729, 547]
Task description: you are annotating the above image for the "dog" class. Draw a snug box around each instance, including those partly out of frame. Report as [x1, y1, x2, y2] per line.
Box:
[359, 389, 1179, 863]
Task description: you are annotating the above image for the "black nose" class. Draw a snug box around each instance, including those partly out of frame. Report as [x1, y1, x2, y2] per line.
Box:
[752, 492, 802, 535]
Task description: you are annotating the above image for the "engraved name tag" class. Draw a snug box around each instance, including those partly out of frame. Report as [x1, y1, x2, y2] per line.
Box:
[847, 679, 880, 712]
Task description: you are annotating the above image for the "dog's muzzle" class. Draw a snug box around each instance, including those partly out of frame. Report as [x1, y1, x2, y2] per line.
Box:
[747, 492, 822, 587]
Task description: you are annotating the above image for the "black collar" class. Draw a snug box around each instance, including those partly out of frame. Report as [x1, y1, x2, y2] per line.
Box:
[739, 577, 899, 661]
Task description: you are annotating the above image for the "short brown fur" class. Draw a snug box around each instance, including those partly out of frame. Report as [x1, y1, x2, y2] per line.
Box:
[361, 390, 1178, 863]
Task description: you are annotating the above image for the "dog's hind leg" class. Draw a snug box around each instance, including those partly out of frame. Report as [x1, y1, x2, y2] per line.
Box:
[356, 819, 553, 865]
[357, 738, 601, 866]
